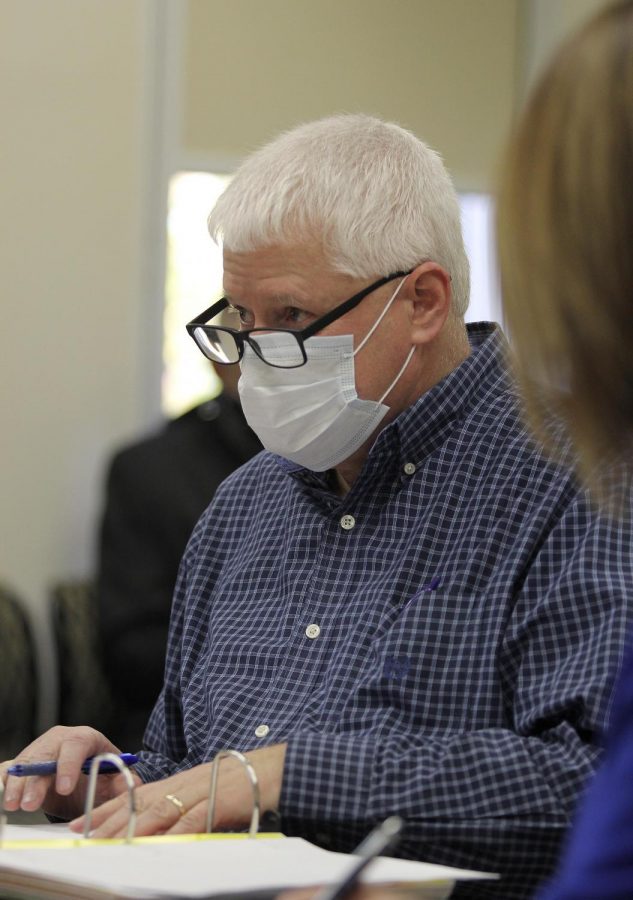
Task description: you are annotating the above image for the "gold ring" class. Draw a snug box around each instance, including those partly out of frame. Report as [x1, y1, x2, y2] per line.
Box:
[164, 793, 186, 817]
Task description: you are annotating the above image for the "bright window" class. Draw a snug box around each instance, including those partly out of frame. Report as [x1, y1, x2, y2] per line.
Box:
[163, 174, 502, 416]
[460, 193, 502, 325]
[163, 172, 231, 417]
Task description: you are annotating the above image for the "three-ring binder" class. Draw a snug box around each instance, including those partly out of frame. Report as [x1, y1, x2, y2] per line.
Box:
[83, 752, 137, 843]
[0, 747, 263, 847]
[0, 758, 496, 898]
[79, 747, 262, 842]
[206, 749, 261, 837]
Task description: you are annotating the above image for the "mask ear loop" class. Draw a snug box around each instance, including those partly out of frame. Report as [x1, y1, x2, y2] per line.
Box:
[353, 276, 408, 356]
[351, 275, 416, 405]
[378, 345, 416, 404]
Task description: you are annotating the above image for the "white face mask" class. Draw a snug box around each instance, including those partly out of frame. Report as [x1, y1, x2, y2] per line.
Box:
[238, 277, 415, 471]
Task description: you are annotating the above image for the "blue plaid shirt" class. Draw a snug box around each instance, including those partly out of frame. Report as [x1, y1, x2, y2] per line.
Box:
[136, 324, 633, 899]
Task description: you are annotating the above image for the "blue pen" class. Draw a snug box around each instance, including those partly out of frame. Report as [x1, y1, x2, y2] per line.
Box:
[7, 753, 138, 777]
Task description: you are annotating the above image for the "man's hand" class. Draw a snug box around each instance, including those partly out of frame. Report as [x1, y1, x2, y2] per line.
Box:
[1, 726, 132, 820]
[70, 743, 287, 838]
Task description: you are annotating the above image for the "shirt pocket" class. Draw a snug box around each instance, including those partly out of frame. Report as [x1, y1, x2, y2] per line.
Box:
[368, 583, 503, 730]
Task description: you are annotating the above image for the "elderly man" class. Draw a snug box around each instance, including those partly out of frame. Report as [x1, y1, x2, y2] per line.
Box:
[3, 115, 632, 900]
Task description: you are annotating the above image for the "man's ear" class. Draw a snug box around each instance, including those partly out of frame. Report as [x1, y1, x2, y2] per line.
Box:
[405, 262, 453, 345]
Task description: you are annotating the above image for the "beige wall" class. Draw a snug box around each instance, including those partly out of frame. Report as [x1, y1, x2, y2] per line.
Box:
[520, 0, 611, 94]
[184, 0, 520, 191]
[0, 0, 150, 724]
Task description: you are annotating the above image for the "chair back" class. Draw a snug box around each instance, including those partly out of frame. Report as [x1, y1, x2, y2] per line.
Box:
[0, 582, 37, 758]
[51, 580, 114, 729]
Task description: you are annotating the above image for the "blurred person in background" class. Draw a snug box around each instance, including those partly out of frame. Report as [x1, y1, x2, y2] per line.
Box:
[97, 361, 261, 747]
[497, 1, 633, 897]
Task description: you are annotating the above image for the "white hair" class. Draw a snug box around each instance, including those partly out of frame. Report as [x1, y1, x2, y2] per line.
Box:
[208, 114, 470, 317]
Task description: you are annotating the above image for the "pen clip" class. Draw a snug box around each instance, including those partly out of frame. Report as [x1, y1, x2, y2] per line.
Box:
[82, 752, 137, 843]
[206, 749, 260, 837]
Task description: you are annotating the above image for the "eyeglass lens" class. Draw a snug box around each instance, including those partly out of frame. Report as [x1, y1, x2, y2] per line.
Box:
[193, 327, 241, 364]
[246, 332, 305, 368]
[193, 325, 306, 368]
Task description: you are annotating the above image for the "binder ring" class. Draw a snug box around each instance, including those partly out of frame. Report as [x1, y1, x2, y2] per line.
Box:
[83, 752, 137, 843]
[205, 749, 260, 837]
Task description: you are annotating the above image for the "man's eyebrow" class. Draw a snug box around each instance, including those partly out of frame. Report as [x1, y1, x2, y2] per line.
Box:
[224, 293, 305, 306]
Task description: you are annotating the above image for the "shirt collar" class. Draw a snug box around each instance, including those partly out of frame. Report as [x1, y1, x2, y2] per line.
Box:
[275, 322, 511, 489]
[379, 322, 511, 465]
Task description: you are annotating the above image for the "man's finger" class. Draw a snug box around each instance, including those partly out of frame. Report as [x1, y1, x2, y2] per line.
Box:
[18, 774, 55, 811]
[165, 799, 207, 835]
[54, 727, 122, 797]
[2, 749, 54, 811]
[54, 734, 98, 795]
[70, 791, 129, 832]
[118, 780, 204, 838]
[86, 801, 137, 839]
[0, 759, 15, 777]
[91, 791, 178, 840]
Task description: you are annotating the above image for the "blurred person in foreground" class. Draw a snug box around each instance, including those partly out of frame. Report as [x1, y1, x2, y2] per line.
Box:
[496, 1, 633, 897]
[4, 113, 633, 900]
[96, 362, 261, 747]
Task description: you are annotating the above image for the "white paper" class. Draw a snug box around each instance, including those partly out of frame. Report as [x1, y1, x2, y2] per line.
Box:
[0, 831, 497, 899]
[3, 822, 74, 841]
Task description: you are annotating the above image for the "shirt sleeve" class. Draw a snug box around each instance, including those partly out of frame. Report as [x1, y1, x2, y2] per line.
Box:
[279, 489, 633, 897]
[131, 531, 194, 783]
[536, 641, 633, 900]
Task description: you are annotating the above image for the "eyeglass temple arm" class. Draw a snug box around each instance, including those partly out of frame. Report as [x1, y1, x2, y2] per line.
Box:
[186, 297, 230, 329]
[187, 269, 410, 335]
[299, 271, 410, 340]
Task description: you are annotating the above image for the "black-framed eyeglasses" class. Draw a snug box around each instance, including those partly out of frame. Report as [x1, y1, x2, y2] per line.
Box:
[186, 270, 411, 369]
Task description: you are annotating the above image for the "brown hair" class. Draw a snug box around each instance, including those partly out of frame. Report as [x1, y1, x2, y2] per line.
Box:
[497, 0, 633, 485]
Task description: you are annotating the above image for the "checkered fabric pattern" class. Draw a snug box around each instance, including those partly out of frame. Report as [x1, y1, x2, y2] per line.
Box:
[136, 324, 633, 899]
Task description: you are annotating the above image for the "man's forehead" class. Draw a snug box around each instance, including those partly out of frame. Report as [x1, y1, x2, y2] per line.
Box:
[222, 241, 323, 271]
[222, 245, 361, 303]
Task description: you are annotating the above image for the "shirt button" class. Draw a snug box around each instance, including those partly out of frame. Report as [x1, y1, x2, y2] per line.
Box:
[340, 514, 356, 530]
[305, 623, 321, 639]
[403, 462, 416, 475]
[254, 724, 270, 738]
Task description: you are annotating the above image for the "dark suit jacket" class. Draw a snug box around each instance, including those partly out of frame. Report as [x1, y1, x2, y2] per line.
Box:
[96, 394, 261, 746]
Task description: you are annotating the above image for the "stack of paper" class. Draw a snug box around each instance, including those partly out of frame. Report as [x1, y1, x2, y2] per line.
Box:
[0, 824, 497, 899]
